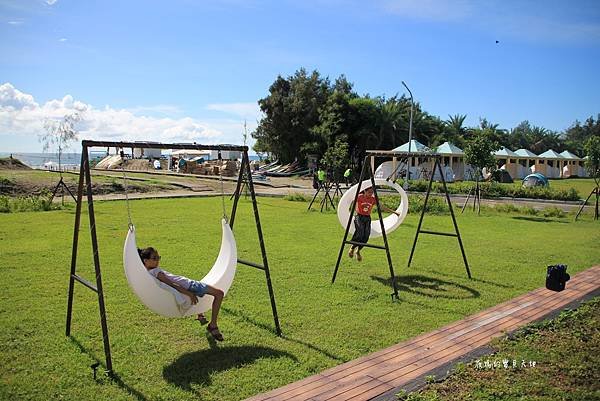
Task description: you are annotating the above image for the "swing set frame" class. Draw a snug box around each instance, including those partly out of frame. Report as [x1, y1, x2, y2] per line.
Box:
[332, 150, 471, 299]
[65, 140, 281, 375]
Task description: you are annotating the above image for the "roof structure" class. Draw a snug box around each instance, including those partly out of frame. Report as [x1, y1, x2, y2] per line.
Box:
[538, 149, 564, 159]
[560, 150, 582, 159]
[494, 147, 518, 157]
[514, 148, 538, 158]
[392, 140, 431, 153]
[435, 141, 464, 155]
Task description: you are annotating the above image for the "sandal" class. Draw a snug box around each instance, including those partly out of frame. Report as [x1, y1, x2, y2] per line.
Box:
[207, 325, 224, 341]
[196, 314, 208, 325]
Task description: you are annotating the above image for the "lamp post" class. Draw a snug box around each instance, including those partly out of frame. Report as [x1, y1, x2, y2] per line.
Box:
[402, 81, 414, 189]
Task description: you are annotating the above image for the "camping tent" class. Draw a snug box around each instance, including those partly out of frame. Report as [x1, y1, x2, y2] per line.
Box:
[522, 173, 549, 188]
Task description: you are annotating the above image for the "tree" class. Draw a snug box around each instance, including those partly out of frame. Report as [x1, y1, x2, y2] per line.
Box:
[563, 114, 600, 156]
[39, 111, 83, 203]
[584, 135, 600, 181]
[576, 135, 600, 220]
[253, 69, 331, 163]
[41, 112, 82, 166]
[320, 138, 349, 180]
[463, 130, 501, 214]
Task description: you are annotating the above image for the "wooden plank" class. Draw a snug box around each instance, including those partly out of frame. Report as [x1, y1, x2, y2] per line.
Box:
[244, 266, 600, 401]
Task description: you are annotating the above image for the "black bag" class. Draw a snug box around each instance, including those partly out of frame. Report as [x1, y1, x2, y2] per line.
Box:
[546, 264, 570, 292]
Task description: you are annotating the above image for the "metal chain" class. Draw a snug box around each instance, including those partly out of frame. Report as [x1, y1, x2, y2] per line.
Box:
[120, 149, 133, 228]
[218, 150, 227, 222]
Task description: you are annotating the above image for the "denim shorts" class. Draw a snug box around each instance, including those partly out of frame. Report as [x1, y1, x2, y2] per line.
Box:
[188, 280, 208, 296]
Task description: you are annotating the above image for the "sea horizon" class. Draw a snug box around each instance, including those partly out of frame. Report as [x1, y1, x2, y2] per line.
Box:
[1, 151, 261, 168]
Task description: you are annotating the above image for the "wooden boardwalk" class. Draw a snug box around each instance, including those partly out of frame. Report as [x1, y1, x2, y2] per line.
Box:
[245, 265, 600, 401]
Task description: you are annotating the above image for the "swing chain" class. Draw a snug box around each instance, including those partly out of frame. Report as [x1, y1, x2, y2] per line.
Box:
[120, 148, 133, 229]
[218, 150, 227, 222]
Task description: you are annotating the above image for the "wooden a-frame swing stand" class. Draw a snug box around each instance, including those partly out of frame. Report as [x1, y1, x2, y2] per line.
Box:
[332, 150, 471, 300]
[65, 140, 282, 375]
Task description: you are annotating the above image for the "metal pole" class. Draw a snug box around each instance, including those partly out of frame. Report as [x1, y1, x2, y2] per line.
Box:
[242, 151, 282, 336]
[401, 81, 414, 189]
[82, 150, 113, 373]
[66, 151, 87, 336]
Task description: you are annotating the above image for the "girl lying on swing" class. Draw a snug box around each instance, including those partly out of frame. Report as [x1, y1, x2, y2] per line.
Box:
[138, 247, 225, 341]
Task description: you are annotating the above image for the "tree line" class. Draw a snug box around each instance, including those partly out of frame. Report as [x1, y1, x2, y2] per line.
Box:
[252, 68, 600, 167]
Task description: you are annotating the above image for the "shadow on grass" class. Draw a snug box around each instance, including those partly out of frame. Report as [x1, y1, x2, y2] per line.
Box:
[511, 216, 569, 223]
[222, 306, 344, 362]
[68, 336, 149, 401]
[428, 269, 513, 289]
[371, 274, 480, 300]
[163, 345, 296, 392]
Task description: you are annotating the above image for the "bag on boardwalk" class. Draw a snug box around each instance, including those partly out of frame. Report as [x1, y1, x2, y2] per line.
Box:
[546, 264, 570, 292]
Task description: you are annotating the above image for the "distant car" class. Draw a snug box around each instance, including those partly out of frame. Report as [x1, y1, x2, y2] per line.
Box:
[522, 173, 549, 188]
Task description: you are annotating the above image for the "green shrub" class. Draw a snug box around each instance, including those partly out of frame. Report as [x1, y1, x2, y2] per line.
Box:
[399, 179, 581, 202]
[0, 191, 62, 213]
[408, 195, 450, 215]
[284, 193, 311, 202]
[542, 207, 566, 218]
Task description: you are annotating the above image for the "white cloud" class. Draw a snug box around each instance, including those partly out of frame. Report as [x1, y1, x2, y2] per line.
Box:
[45, 0, 58, 5]
[7, 20, 24, 25]
[206, 102, 262, 121]
[59, 38, 67, 42]
[0, 83, 237, 149]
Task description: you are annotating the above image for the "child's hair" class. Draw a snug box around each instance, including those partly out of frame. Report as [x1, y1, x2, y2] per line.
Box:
[138, 247, 158, 261]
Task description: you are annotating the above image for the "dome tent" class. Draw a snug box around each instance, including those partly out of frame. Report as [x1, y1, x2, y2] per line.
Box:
[522, 173, 549, 188]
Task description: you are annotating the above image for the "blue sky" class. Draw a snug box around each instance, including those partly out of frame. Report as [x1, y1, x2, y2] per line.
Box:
[1, 0, 599, 153]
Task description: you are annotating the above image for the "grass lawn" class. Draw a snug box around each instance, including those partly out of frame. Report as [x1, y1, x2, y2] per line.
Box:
[398, 297, 600, 401]
[546, 178, 598, 199]
[0, 196, 599, 401]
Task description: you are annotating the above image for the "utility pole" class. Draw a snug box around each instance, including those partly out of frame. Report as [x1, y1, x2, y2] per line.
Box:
[402, 81, 414, 190]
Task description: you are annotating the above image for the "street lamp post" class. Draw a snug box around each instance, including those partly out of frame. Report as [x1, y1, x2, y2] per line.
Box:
[402, 81, 414, 189]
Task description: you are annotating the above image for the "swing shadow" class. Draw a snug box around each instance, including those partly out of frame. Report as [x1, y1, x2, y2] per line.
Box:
[163, 345, 296, 392]
[68, 337, 149, 401]
[511, 216, 569, 223]
[427, 269, 513, 289]
[370, 274, 480, 300]
[222, 306, 345, 362]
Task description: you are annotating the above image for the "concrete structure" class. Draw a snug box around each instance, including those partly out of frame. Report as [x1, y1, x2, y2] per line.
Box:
[560, 150, 585, 177]
[390, 140, 433, 180]
[537, 149, 564, 178]
[434, 141, 466, 181]
[514, 149, 538, 179]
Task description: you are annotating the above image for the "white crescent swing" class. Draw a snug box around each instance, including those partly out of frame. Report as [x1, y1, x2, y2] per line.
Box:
[337, 178, 409, 238]
[123, 219, 237, 318]
[120, 154, 237, 318]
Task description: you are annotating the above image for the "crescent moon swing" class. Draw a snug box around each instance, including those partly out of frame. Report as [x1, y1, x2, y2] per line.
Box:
[337, 178, 409, 238]
[121, 156, 237, 318]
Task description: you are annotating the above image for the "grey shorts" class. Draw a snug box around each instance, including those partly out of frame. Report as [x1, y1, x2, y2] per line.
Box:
[188, 281, 208, 296]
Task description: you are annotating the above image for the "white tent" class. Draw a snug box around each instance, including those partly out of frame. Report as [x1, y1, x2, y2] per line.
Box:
[537, 149, 564, 178]
[560, 150, 585, 177]
[435, 142, 465, 181]
[514, 149, 538, 179]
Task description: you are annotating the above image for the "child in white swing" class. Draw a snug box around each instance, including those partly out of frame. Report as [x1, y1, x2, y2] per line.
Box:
[138, 246, 225, 341]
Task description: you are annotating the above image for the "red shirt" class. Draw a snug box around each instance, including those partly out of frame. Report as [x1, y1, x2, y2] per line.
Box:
[356, 193, 376, 216]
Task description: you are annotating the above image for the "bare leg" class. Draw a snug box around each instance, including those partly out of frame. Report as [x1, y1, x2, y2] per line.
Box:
[204, 286, 224, 328]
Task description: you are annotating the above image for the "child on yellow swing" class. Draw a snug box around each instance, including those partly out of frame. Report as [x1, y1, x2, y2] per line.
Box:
[348, 186, 400, 261]
[138, 247, 225, 341]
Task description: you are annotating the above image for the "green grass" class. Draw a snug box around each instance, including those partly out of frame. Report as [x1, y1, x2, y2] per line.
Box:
[1, 197, 599, 401]
[397, 297, 600, 401]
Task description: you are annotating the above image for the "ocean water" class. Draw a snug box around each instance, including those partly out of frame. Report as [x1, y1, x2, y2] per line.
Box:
[1, 152, 261, 168]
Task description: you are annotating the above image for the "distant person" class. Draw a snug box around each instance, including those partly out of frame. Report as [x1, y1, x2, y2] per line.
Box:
[317, 168, 326, 183]
[344, 168, 352, 185]
[348, 187, 400, 262]
[153, 159, 161, 170]
[138, 246, 225, 341]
